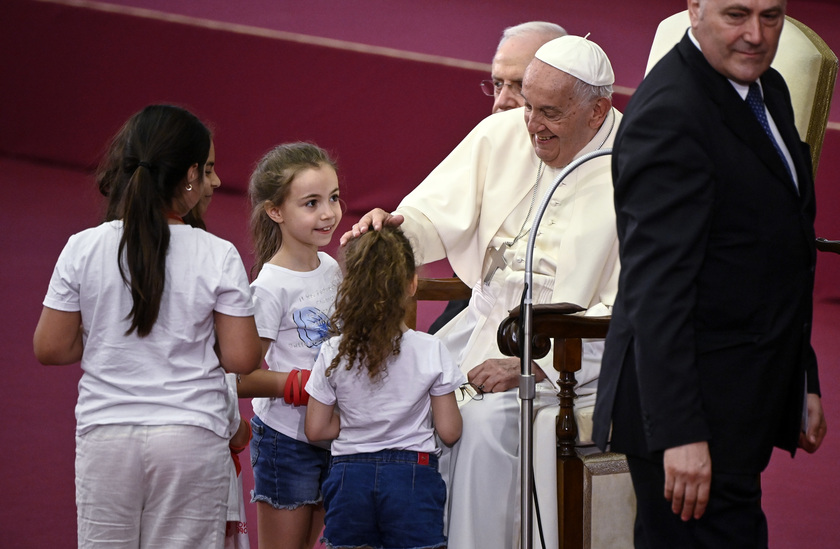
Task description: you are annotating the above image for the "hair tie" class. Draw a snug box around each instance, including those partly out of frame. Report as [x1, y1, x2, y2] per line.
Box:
[138, 161, 153, 170]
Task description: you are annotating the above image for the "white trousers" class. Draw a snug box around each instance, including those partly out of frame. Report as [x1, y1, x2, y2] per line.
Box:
[76, 424, 230, 549]
[440, 386, 560, 549]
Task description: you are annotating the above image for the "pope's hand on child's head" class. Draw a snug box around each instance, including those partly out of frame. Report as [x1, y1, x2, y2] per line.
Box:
[340, 209, 404, 246]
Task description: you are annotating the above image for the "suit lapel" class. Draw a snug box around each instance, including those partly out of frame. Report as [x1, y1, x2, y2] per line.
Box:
[719, 92, 790, 183]
[763, 79, 814, 203]
[677, 37, 799, 195]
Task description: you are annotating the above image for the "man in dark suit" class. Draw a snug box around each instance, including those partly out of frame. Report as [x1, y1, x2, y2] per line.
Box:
[592, 0, 827, 546]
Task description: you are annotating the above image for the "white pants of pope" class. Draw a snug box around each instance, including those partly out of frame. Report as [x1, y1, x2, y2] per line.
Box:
[436, 272, 601, 549]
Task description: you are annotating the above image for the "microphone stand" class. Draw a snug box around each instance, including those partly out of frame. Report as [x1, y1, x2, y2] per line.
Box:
[519, 148, 612, 549]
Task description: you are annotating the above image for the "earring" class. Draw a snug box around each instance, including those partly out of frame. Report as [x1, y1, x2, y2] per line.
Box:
[185, 183, 193, 192]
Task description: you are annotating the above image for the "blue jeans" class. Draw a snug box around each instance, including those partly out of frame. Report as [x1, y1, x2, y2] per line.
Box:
[249, 415, 329, 509]
[322, 450, 447, 549]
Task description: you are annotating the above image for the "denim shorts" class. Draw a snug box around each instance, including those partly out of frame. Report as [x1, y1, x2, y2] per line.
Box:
[322, 450, 447, 549]
[249, 415, 330, 510]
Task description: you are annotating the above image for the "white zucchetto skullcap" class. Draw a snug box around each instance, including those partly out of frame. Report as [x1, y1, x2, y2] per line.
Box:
[534, 34, 615, 86]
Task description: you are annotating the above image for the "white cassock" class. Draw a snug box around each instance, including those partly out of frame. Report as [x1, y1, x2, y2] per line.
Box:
[396, 106, 621, 548]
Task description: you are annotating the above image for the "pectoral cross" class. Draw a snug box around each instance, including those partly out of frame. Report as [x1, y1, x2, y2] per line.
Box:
[484, 243, 509, 285]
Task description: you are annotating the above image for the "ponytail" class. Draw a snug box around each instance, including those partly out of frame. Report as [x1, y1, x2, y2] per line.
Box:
[107, 105, 210, 336]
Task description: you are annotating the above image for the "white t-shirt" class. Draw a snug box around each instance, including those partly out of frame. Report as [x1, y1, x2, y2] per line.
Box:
[43, 221, 255, 437]
[250, 252, 341, 446]
[306, 330, 466, 456]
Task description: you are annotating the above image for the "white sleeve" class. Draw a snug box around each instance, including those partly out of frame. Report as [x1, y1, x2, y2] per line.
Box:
[395, 117, 492, 278]
[214, 245, 254, 317]
[250, 276, 284, 341]
[43, 235, 81, 312]
[430, 339, 466, 396]
[305, 341, 338, 406]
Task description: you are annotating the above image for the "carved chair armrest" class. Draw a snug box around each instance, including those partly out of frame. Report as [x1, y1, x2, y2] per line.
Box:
[816, 237, 840, 254]
[498, 303, 610, 373]
[497, 303, 611, 457]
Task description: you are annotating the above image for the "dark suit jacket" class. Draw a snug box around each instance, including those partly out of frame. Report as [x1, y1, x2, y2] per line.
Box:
[592, 33, 820, 475]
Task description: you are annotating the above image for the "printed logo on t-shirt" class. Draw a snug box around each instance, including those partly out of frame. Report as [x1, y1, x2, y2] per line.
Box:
[292, 306, 331, 348]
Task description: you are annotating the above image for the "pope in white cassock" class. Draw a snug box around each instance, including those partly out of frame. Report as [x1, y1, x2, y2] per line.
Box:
[342, 35, 621, 549]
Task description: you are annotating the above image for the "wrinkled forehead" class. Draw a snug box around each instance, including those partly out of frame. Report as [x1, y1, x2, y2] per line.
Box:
[522, 59, 575, 96]
[492, 34, 551, 77]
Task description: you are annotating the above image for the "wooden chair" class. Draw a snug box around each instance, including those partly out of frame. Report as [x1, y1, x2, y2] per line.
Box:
[496, 307, 633, 549]
[407, 284, 637, 549]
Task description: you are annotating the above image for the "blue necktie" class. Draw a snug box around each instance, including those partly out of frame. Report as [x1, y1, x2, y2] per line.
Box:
[746, 82, 794, 182]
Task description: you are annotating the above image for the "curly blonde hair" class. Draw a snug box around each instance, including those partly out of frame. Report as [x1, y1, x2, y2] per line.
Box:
[326, 227, 416, 381]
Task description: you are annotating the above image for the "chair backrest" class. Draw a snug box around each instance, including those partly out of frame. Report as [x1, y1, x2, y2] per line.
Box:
[645, 11, 838, 176]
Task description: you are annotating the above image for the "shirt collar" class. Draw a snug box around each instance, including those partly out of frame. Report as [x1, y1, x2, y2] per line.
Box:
[688, 28, 753, 99]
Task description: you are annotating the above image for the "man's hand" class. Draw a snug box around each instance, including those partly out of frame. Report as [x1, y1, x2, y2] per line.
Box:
[799, 393, 827, 453]
[339, 208, 404, 246]
[466, 358, 546, 394]
[663, 441, 711, 521]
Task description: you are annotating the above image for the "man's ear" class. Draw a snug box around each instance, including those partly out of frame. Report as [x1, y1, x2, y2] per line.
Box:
[687, 0, 701, 28]
[264, 201, 283, 224]
[589, 97, 612, 129]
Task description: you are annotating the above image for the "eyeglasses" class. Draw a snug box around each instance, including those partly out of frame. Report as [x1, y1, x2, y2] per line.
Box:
[480, 80, 497, 97]
[456, 382, 485, 402]
[480, 79, 522, 98]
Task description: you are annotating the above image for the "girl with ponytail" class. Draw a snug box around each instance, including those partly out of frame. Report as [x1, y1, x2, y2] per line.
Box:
[34, 104, 261, 548]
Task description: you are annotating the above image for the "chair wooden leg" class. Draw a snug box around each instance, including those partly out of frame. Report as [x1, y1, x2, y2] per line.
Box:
[557, 455, 584, 549]
[554, 337, 581, 458]
[555, 337, 584, 548]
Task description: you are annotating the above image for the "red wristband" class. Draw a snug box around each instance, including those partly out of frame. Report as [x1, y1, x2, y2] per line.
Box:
[299, 369, 311, 406]
[291, 369, 301, 406]
[284, 369, 299, 404]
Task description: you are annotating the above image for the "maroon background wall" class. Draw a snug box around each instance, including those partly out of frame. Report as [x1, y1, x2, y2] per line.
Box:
[2, 0, 839, 547]
[0, 0, 489, 202]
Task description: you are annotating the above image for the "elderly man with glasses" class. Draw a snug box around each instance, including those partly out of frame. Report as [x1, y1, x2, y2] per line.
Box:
[481, 21, 567, 114]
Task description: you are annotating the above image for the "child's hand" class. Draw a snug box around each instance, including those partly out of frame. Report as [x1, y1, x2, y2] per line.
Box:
[229, 417, 251, 453]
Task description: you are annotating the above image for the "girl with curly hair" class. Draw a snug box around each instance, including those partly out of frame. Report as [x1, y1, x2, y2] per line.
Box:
[305, 226, 464, 549]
